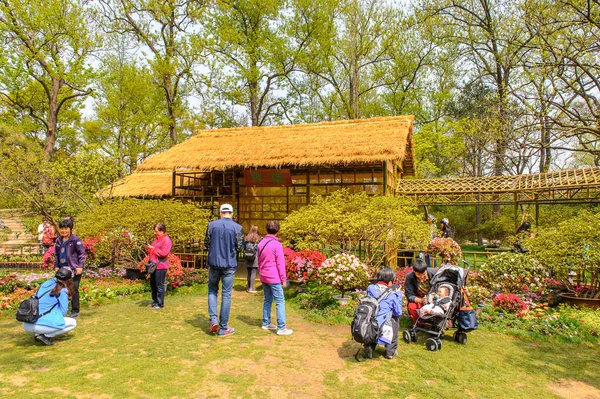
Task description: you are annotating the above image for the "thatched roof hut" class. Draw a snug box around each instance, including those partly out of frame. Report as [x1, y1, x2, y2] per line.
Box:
[136, 115, 414, 172]
[105, 116, 415, 200]
[99, 171, 173, 199]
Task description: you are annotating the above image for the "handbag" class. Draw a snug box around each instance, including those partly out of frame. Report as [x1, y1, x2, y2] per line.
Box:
[15, 288, 57, 323]
[458, 288, 478, 332]
[145, 261, 157, 274]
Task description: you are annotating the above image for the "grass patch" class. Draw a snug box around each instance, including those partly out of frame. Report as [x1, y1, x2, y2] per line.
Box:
[0, 281, 598, 398]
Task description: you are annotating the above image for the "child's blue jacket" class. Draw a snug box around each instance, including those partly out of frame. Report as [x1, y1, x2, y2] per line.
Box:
[367, 283, 403, 345]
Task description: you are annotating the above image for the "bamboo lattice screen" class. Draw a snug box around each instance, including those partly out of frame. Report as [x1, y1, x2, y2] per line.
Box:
[396, 167, 600, 205]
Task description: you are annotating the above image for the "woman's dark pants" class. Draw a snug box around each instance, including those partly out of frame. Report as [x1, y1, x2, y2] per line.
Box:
[150, 270, 167, 307]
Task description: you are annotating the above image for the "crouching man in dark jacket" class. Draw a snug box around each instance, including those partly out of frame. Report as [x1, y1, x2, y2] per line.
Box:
[205, 204, 244, 336]
[404, 259, 437, 324]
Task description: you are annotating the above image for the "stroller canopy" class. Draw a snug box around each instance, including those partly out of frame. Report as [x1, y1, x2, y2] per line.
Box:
[429, 264, 466, 288]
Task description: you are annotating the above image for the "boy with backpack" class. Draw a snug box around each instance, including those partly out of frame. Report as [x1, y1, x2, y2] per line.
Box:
[352, 267, 402, 360]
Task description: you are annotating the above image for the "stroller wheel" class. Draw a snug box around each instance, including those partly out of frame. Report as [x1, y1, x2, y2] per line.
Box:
[435, 338, 442, 351]
[410, 331, 417, 342]
[425, 338, 438, 351]
[402, 330, 411, 344]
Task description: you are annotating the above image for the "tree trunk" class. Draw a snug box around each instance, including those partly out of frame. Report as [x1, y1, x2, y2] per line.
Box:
[163, 75, 177, 143]
[250, 81, 259, 126]
[44, 77, 61, 161]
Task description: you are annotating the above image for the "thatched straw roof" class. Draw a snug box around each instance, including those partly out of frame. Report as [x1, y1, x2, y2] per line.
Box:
[137, 116, 414, 172]
[98, 171, 172, 199]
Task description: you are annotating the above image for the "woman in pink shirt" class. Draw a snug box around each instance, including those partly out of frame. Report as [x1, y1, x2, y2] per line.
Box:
[257, 221, 293, 335]
[145, 222, 172, 309]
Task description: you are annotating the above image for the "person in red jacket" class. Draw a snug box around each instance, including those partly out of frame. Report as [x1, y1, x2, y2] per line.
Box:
[146, 222, 172, 309]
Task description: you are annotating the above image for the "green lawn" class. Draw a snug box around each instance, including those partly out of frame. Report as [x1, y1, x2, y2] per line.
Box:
[0, 282, 598, 399]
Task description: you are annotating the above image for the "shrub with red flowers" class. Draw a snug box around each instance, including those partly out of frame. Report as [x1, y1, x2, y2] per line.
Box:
[395, 267, 413, 287]
[138, 253, 185, 288]
[428, 237, 462, 263]
[283, 247, 296, 262]
[285, 250, 326, 282]
[82, 236, 100, 261]
[493, 293, 528, 315]
[42, 246, 55, 269]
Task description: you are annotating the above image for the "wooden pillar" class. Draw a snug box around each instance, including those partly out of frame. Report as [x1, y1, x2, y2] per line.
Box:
[171, 171, 176, 197]
[306, 169, 310, 205]
[383, 161, 388, 196]
[535, 202, 540, 227]
[513, 192, 519, 231]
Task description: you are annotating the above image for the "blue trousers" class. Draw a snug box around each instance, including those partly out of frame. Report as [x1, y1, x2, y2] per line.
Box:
[208, 267, 236, 330]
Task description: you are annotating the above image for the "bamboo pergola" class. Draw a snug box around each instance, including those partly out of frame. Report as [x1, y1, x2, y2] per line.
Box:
[396, 167, 600, 225]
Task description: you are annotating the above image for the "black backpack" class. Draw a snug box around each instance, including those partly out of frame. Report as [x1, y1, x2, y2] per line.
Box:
[351, 288, 391, 345]
[244, 242, 258, 262]
[15, 287, 57, 323]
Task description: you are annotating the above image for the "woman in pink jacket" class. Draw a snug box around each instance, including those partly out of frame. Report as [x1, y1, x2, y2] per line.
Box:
[257, 221, 293, 335]
[146, 222, 172, 309]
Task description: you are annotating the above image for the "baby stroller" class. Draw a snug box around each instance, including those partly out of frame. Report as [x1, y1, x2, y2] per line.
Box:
[402, 262, 473, 351]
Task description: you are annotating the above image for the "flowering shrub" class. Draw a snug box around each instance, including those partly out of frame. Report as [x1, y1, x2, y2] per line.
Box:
[395, 267, 413, 287]
[84, 267, 126, 279]
[0, 254, 43, 262]
[320, 253, 370, 296]
[137, 253, 185, 288]
[0, 287, 35, 310]
[478, 252, 547, 293]
[428, 237, 462, 263]
[466, 284, 492, 306]
[42, 246, 55, 269]
[83, 236, 100, 261]
[283, 247, 296, 262]
[285, 250, 326, 282]
[0, 272, 53, 310]
[79, 279, 150, 303]
[478, 304, 600, 343]
[0, 272, 52, 294]
[493, 293, 528, 315]
[471, 252, 566, 307]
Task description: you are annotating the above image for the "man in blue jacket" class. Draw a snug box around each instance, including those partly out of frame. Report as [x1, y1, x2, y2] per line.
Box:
[204, 204, 244, 336]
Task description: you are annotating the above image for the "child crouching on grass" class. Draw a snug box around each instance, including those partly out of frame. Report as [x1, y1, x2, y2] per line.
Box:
[363, 267, 403, 360]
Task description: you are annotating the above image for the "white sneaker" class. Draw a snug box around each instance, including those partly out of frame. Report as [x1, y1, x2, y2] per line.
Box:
[261, 323, 277, 330]
[277, 328, 293, 336]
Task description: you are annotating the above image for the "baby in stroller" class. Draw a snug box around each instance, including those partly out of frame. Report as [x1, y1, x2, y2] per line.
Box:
[419, 285, 452, 317]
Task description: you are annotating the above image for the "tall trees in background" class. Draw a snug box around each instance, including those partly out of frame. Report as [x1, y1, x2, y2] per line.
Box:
[0, 0, 99, 160]
[98, 0, 210, 144]
[82, 39, 169, 175]
[0, 0, 599, 188]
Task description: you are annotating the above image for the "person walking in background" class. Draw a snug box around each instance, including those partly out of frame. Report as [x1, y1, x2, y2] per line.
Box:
[424, 214, 437, 267]
[37, 218, 49, 254]
[258, 221, 293, 336]
[146, 222, 172, 309]
[440, 218, 453, 238]
[54, 219, 86, 318]
[244, 225, 261, 293]
[41, 219, 56, 253]
[22, 268, 77, 346]
[205, 204, 244, 336]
